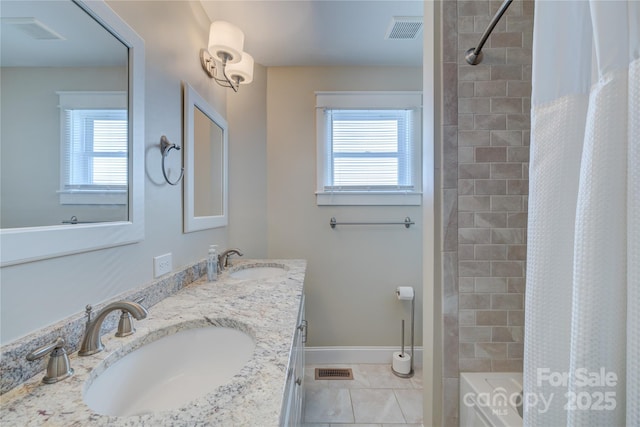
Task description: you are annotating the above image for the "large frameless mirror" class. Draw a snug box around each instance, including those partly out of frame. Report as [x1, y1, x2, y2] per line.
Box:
[0, 0, 144, 266]
[183, 83, 228, 232]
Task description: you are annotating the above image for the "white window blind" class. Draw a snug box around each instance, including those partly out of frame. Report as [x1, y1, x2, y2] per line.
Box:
[326, 109, 413, 190]
[58, 91, 128, 205]
[64, 109, 128, 188]
[315, 92, 422, 206]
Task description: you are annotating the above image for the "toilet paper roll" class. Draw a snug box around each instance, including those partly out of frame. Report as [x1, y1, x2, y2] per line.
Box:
[392, 351, 412, 375]
[396, 286, 414, 301]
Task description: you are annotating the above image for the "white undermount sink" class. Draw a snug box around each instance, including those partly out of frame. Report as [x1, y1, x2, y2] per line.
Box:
[83, 326, 255, 416]
[229, 264, 287, 280]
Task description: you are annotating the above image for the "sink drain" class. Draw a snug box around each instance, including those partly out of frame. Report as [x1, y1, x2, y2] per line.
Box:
[314, 368, 353, 380]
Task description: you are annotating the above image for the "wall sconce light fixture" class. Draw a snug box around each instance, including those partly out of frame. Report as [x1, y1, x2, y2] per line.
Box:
[200, 21, 254, 92]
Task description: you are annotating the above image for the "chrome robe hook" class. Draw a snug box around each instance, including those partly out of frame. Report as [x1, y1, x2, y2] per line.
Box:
[160, 135, 184, 185]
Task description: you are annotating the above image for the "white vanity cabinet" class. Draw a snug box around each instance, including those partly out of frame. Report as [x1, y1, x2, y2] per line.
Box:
[280, 294, 306, 426]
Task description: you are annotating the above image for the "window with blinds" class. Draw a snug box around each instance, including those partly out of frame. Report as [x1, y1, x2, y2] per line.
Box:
[315, 92, 422, 206]
[58, 91, 128, 205]
[64, 109, 128, 188]
[326, 109, 412, 190]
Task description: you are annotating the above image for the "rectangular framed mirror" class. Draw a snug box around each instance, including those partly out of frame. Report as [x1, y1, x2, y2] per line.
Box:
[0, 0, 144, 266]
[183, 83, 228, 232]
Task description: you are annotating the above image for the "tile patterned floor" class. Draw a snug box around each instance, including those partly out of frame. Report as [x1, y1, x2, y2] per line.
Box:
[302, 364, 423, 426]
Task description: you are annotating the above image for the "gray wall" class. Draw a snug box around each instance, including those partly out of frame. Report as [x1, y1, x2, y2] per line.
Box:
[226, 63, 269, 258]
[0, 67, 127, 228]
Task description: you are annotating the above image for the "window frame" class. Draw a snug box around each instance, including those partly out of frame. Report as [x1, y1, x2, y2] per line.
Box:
[315, 91, 422, 206]
[57, 91, 128, 205]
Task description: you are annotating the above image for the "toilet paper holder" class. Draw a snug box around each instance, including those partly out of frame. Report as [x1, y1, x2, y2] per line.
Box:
[393, 287, 414, 378]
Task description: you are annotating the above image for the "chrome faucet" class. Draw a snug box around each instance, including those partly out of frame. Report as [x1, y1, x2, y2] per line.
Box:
[218, 248, 243, 270]
[78, 301, 148, 356]
[26, 337, 74, 384]
[115, 297, 145, 337]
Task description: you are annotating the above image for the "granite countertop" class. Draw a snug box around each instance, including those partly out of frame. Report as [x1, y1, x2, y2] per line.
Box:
[0, 259, 306, 426]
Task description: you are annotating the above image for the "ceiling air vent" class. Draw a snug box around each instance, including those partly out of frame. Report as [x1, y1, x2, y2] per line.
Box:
[385, 16, 423, 40]
[1, 17, 65, 40]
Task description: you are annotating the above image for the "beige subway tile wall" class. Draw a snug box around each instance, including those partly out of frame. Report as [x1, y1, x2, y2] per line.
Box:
[438, 0, 533, 425]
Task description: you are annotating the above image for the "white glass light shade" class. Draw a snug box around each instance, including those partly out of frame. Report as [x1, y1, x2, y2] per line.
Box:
[208, 21, 244, 64]
[226, 52, 254, 85]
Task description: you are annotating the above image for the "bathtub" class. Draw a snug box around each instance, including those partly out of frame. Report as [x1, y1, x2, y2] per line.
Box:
[460, 372, 523, 427]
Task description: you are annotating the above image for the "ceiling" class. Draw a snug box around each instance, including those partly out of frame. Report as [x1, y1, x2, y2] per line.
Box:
[0, 1, 127, 67]
[0, 1, 423, 68]
[199, 0, 424, 67]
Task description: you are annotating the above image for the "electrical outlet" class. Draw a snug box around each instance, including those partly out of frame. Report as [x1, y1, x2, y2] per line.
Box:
[154, 253, 172, 277]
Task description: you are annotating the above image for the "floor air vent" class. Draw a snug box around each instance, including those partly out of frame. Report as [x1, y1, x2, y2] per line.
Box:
[315, 368, 354, 380]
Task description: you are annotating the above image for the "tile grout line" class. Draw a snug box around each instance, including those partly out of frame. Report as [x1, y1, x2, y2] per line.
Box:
[347, 388, 356, 424]
[392, 388, 409, 424]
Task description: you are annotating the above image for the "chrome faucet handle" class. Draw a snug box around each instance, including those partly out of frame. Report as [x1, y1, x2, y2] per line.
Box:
[116, 297, 145, 337]
[85, 304, 93, 324]
[218, 248, 244, 270]
[26, 337, 74, 384]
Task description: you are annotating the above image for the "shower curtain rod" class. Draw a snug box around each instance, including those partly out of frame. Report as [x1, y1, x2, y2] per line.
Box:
[465, 0, 513, 65]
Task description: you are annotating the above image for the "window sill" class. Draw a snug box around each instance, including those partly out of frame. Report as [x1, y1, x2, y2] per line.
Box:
[316, 192, 422, 206]
[59, 190, 127, 205]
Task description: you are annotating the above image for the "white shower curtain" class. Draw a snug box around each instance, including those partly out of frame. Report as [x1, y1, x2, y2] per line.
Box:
[524, 1, 638, 426]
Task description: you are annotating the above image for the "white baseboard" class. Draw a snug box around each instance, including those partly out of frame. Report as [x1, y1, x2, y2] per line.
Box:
[305, 346, 423, 367]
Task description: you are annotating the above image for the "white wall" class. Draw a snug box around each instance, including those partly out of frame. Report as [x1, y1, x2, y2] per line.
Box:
[0, 1, 232, 344]
[265, 67, 423, 347]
